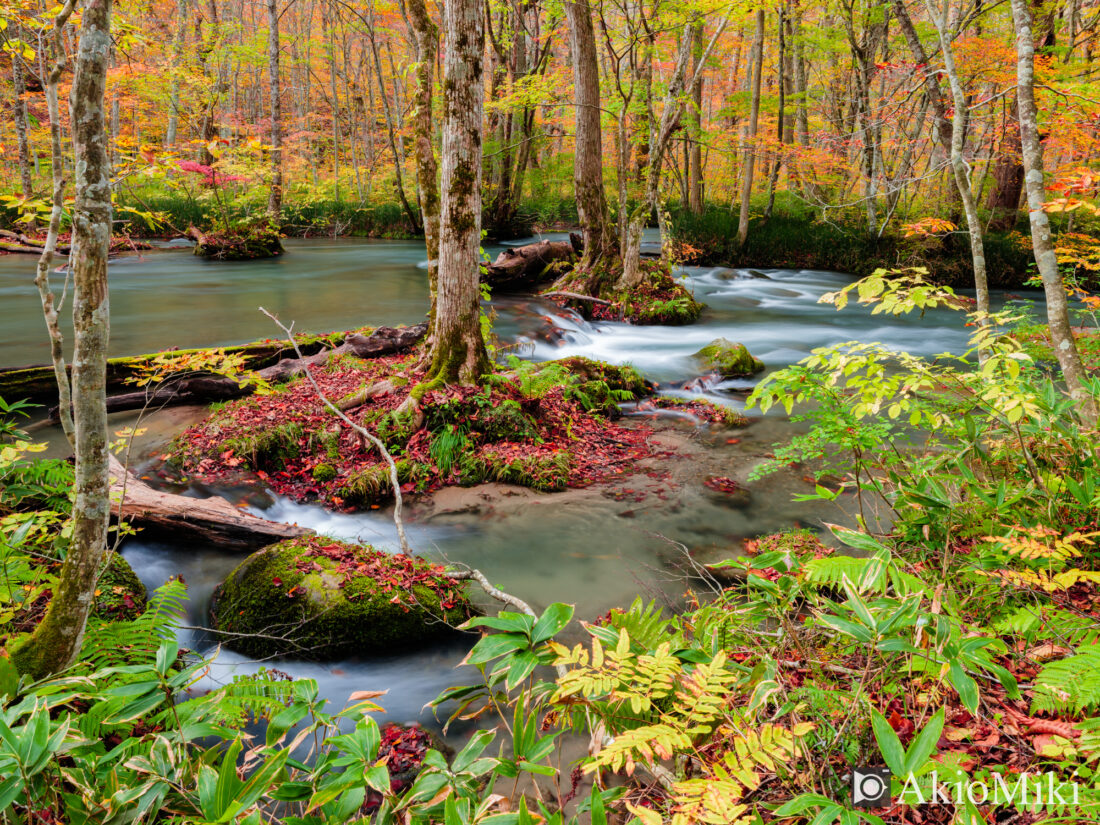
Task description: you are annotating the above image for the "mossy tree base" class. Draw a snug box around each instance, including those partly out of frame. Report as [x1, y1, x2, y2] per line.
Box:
[548, 258, 703, 326]
[210, 537, 473, 659]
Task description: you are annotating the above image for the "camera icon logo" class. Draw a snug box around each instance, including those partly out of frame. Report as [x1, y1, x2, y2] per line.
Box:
[851, 766, 892, 807]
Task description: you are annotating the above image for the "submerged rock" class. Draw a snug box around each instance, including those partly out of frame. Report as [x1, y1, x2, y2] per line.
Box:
[693, 338, 765, 378]
[210, 537, 472, 659]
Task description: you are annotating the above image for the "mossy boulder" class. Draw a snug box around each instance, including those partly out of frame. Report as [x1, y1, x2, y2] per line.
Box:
[552, 356, 653, 398]
[693, 339, 765, 378]
[94, 553, 147, 621]
[210, 537, 472, 660]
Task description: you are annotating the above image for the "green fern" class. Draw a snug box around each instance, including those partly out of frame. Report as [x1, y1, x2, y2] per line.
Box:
[993, 605, 1100, 646]
[174, 669, 307, 728]
[1032, 645, 1100, 714]
[80, 578, 187, 671]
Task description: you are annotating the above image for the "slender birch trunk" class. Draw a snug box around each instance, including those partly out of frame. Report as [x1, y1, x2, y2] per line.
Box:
[1010, 0, 1096, 424]
[15, 0, 113, 680]
[35, 3, 78, 446]
[267, 0, 283, 220]
[925, 0, 989, 315]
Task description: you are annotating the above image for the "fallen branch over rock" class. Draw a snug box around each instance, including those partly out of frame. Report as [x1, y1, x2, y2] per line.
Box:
[108, 454, 311, 550]
[48, 324, 428, 420]
[483, 239, 576, 291]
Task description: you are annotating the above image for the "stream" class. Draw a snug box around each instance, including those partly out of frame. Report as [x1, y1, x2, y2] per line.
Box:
[0, 235, 1012, 734]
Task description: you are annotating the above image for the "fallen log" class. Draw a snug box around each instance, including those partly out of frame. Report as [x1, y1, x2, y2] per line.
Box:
[49, 324, 429, 420]
[0, 229, 71, 254]
[483, 239, 576, 292]
[3, 333, 345, 406]
[109, 454, 311, 550]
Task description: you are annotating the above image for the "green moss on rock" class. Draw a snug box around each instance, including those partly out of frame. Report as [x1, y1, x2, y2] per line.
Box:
[693, 338, 765, 378]
[93, 553, 147, 621]
[312, 463, 337, 482]
[340, 459, 427, 506]
[223, 421, 304, 471]
[457, 449, 570, 491]
[552, 357, 652, 397]
[210, 537, 472, 660]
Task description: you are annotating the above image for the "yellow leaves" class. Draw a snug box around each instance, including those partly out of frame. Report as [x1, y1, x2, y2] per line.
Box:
[976, 567, 1100, 594]
[983, 527, 1098, 562]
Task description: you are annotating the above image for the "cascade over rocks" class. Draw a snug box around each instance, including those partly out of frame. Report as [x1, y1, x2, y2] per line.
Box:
[209, 537, 473, 659]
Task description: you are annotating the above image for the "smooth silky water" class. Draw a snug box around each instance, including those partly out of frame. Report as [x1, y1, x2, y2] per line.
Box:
[1, 235, 1024, 731]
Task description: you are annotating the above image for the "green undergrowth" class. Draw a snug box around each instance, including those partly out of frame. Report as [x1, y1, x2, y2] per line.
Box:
[669, 204, 1034, 288]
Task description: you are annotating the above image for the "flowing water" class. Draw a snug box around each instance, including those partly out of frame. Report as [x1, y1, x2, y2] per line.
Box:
[0, 235, 1020, 731]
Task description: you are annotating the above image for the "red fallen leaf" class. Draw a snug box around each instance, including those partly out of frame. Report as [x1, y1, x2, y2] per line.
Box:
[888, 710, 915, 741]
[272, 577, 282, 586]
[726, 438, 740, 444]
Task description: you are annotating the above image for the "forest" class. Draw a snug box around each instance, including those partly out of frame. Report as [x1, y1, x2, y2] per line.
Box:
[3, 0, 1100, 822]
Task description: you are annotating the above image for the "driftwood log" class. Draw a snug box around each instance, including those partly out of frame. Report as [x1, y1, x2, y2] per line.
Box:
[48, 323, 428, 421]
[0, 229, 71, 255]
[108, 454, 311, 550]
[482, 236, 580, 292]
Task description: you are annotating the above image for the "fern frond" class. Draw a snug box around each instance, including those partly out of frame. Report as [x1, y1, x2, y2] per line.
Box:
[80, 578, 187, 670]
[1032, 646, 1100, 714]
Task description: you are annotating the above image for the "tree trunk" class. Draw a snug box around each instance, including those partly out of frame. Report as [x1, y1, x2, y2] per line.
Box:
[925, 0, 989, 315]
[986, 100, 1024, 232]
[406, 0, 442, 364]
[34, 4, 78, 445]
[166, 0, 189, 146]
[267, 0, 283, 220]
[14, 0, 114, 681]
[764, 4, 788, 221]
[424, 0, 490, 384]
[687, 23, 705, 214]
[12, 49, 34, 203]
[1010, 0, 1096, 423]
[737, 9, 765, 248]
[564, 0, 614, 266]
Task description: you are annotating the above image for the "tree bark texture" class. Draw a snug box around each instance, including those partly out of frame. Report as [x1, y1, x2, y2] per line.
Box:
[406, 0, 442, 363]
[425, 0, 490, 384]
[267, 0, 283, 220]
[34, 2, 79, 446]
[925, 0, 989, 315]
[564, 0, 614, 266]
[1010, 0, 1096, 423]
